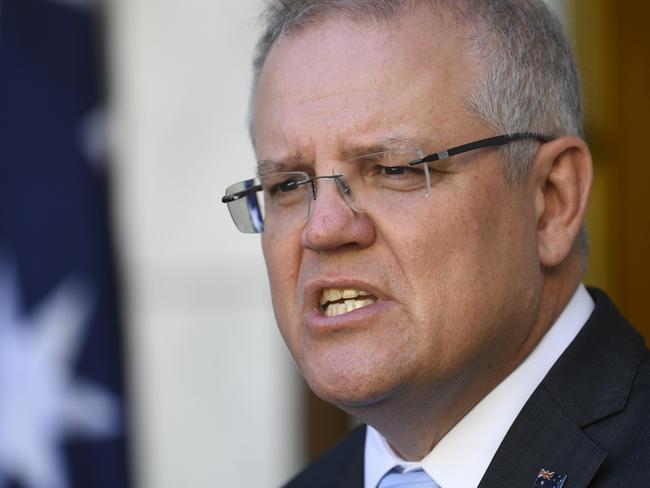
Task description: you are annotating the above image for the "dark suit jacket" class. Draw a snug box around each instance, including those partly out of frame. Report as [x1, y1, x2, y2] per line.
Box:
[284, 289, 650, 487]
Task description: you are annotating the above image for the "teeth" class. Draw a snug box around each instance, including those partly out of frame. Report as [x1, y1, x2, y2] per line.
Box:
[320, 288, 371, 305]
[320, 288, 342, 305]
[342, 289, 358, 299]
[323, 298, 376, 317]
[320, 288, 376, 317]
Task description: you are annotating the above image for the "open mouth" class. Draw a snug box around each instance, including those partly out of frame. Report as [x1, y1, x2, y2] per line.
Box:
[320, 288, 377, 317]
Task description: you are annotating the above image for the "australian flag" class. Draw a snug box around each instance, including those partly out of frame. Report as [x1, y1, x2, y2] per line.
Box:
[0, 0, 131, 487]
[533, 468, 567, 488]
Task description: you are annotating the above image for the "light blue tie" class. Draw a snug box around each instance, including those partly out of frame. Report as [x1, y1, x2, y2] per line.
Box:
[377, 468, 441, 488]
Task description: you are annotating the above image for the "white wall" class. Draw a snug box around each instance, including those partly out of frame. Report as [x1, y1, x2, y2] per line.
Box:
[107, 1, 303, 486]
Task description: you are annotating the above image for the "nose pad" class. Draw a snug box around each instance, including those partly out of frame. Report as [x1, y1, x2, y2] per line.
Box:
[321, 173, 364, 214]
[307, 173, 356, 218]
[307, 174, 350, 219]
[333, 174, 350, 196]
[333, 175, 362, 212]
[302, 175, 375, 251]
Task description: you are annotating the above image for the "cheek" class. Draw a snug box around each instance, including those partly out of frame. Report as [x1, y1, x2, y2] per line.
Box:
[382, 181, 537, 343]
[262, 229, 302, 329]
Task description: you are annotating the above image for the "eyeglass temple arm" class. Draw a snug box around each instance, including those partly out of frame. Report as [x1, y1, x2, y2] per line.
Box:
[221, 183, 263, 203]
[410, 132, 553, 165]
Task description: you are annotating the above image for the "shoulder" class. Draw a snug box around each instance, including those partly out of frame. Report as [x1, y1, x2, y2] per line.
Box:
[553, 288, 650, 484]
[480, 289, 650, 487]
[282, 425, 366, 488]
[587, 348, 650, 485]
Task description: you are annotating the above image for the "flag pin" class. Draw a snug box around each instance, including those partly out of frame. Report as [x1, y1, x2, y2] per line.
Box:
[533, 468, 567, 488]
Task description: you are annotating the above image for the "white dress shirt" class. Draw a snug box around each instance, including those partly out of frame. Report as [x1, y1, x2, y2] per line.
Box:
[364, 284, 595, 488]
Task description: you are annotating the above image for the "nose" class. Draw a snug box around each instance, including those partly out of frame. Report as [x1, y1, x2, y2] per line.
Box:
[301, 176, 375, 252]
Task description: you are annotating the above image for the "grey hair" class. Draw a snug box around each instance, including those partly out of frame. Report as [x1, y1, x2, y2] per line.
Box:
[248, 0, 588, 262]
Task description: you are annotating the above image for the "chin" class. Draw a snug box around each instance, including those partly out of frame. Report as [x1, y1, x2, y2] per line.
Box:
[302, 359, 403, 410]
[311, 383, 397, 412]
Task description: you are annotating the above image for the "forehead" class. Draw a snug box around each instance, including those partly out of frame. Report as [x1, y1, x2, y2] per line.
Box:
[253, 8, 478, 162]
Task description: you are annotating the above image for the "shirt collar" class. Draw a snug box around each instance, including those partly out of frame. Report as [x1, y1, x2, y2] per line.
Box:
[364, 284, 594, 488]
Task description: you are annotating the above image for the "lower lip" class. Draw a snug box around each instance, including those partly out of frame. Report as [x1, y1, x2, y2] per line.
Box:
[305, 299, 396, 333]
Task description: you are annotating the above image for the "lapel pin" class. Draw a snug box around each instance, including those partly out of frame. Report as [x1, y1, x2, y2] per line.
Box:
[533, 468, 567, 488]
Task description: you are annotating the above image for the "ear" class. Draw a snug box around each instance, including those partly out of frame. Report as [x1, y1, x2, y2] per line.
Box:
[531, 136, 593, 268]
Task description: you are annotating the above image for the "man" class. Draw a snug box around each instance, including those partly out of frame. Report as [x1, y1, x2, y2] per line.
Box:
[222, 1, 650, 486]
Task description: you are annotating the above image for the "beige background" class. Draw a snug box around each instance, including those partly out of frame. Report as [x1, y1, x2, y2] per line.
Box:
[108, 1, 302, 486]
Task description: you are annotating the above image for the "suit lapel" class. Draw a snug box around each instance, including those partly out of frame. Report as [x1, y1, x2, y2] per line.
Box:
[477, 385, 606, 488]
[478, 289, 645, 488]
[333, 435, 365, 488]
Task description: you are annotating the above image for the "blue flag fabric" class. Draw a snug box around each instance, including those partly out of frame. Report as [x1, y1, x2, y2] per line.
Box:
[0, 0, 131, 487]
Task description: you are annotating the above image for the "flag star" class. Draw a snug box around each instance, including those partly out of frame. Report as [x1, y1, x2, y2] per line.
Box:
[0, 261, 121, 488]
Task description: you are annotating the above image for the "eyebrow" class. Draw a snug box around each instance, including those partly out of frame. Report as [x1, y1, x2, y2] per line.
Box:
[256, 136, 423, 176]
[257, 153, 313, 177]
[339, 136, 419, 160]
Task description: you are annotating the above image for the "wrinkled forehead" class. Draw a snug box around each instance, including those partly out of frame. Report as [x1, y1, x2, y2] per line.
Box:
[252, 7, 479, 163]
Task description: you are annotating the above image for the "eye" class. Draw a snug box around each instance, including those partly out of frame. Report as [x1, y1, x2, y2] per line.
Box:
[376, 164, 424, 178]
[262, 173, 311, 207]
[268, 177, 302, 194]
[349, 150, 430, 192]
[381, 165, 409, 176]
[278, 179, 301, 192]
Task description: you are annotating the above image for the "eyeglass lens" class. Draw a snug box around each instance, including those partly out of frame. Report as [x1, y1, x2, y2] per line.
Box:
[223, 149, 427, 233]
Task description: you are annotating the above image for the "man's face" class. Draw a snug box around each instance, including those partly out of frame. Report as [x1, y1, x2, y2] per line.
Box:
[255, 10, 545, 409]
